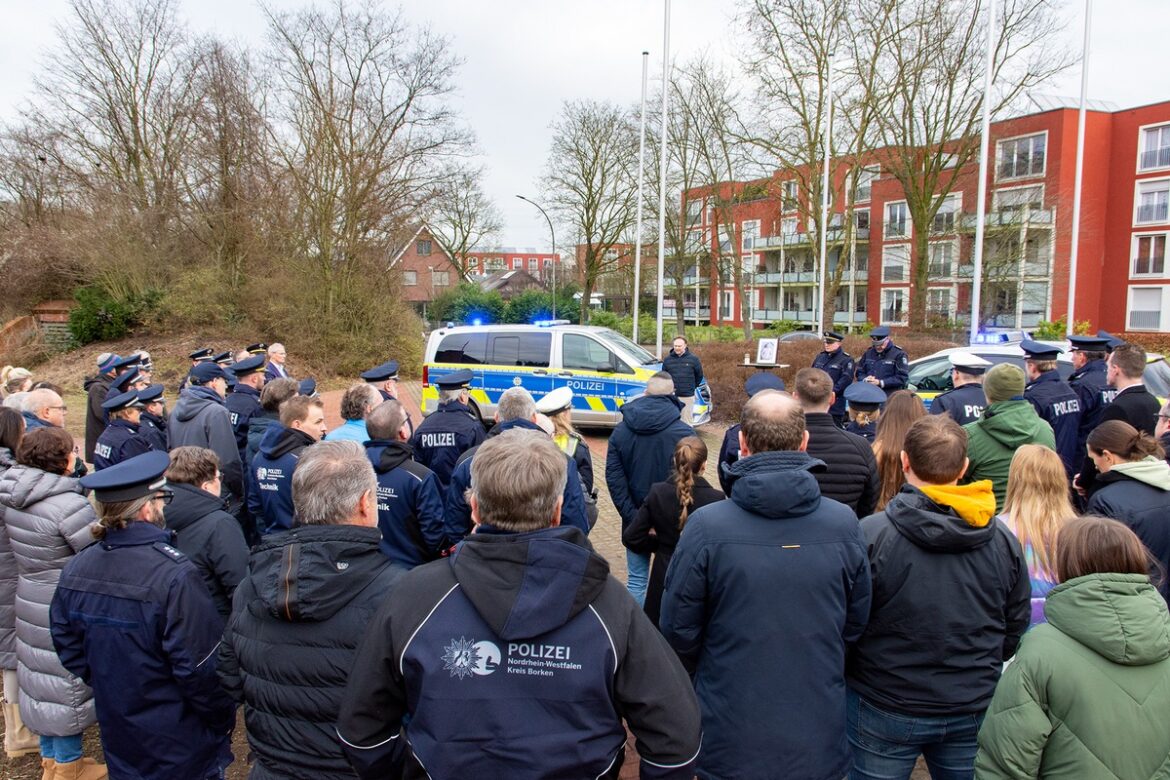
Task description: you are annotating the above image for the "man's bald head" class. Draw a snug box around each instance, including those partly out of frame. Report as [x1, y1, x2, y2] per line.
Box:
[740, 390, 806, 454]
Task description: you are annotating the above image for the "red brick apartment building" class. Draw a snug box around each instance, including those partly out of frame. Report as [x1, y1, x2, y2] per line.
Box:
[465, 249, 560, 284]
[682, 100, 1170, 334]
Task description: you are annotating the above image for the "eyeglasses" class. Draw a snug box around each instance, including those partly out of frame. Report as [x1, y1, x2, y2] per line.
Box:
[1158, 414, 1170, 421]
[152, 489, 175, 505]
[47, 405, 67, 412]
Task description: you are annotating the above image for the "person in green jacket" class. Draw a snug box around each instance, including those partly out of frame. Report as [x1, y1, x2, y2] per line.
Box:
[975, 515, 1170, 779]
[963, 363, 1056, 512]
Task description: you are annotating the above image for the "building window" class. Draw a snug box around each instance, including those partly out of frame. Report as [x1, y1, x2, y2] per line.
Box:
[987, 283, 1018, 327]
[416, 239, 432, 256]
[1129, 287, 1165, 330]
[931, 194, 960, 234]
[854, 246, 869, 272]
[528, 258, 538, 272]
[1135, 180, 1170, 225]
[720, 290, 734, 319]
[1140, 125, 1170, 171]
[885, 202, 909, 239]
[854, 209, 870, 231]
[1023, 236, 1051, 276]
[995, 185, 1044, 215]
[855, 166, 878, 202]
[781, 180, 798, 212]
[927, 288, 954, 319]
[686, 199, 703, 226]
[544, 259, 552, 268]
[1134, 234, 1167, 276]
[997, 133, 1046, 180]
[780, 217, 799, 235]
[486, 257, 505, 271]
[883, 244, 911, 283]
[403, 270, 417, 286]
[685, 229, 706, 254]
[742, 220, 761, 251]
[1021, 281, 1048, 326]
[928, 241, 955, 278]
[881, 289, 907, 324]
[433, 271, 450, 286]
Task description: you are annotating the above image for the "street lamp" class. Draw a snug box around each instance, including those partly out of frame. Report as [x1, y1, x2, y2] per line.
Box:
[517, 195, 557, 319]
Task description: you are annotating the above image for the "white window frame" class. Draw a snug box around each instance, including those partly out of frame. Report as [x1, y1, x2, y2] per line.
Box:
[1127, 286, 1166, 332]
[741, 219, 761, 251]
[719, 290, 735, 320]
[1134, 178, 1170, 226]
[881, 289, 908, 325]
[1138, 122, 1170, 173]
[854, 166, 878, 203]
[403, 270, 418, 286]
[853, 209, 871, 231]
[1020, 281, 1049, 323]
[926, 286, 955, 320]
[882, 244, 911, 284]
[930, 193, 962, 235]
[686, 198, 704, 227]
[993, 183, 1045, 214]
[1132, 232, 1169, 278]
[433, 271, 450, 287]
[927, 240, 957, 279]
[781, 180, 799, 212]
[780, 217, 799, 235]
[996, 131, 1048, 181]
[884, 200, 910, 241]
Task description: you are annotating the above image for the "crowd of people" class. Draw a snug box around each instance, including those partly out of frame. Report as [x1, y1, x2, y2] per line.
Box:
[0, 327, 1168, 780]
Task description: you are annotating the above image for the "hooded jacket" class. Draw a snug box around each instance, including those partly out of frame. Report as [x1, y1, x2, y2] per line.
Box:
[83, 372, 114, 461]
[0, 447, 19, 669]
[975, 574, 1170, 779]
[964, 399, 1057, 512]
[1086, 457, 1170, 601]
[365, 439, 445, 567]
[248, 424, 317, 534]
[605, 394, 694, 528]
[0, 464, 98, 736]
[169, 386, 244, 499]
[659, 451, 871, 780]
[220, 524, 400, 780]
[848, 484, 1030, 717]
[164, 482, 249, 618]
[337, 525, 702, 780]
[247, 412, 278, 465]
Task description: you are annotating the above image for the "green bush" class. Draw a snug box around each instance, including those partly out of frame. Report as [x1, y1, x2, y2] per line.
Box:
[767, 320, 804, 335]
[1033, 316, 1093, 340]
[431, 284, 507, 325]
[502, 289, 581, 324]
[68, 285, 161, 345]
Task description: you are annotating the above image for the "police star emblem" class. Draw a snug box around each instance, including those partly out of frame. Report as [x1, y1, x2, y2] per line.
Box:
[441, 637, 481, 680]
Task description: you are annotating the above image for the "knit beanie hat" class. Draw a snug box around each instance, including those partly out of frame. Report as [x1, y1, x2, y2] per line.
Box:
[984, 363, 1025, 403]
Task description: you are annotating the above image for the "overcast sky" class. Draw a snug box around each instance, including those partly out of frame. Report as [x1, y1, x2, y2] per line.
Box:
[0, 0, 1166, 250]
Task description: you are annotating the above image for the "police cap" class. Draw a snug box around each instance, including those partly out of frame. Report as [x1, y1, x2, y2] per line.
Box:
[212, 351, 233, 366]
[112, 368, 141, 392]
[435, 369, 473, 389]
[299, 378, 318, 397]
[189, 348, 214, 362]
[844, 381, 886, 411]
[245, 342, 268, 355]
[231, 354, 266, 377]
[1097, 330, 1126, 352]
[137, 384, 165, 404]
[81, 450, 170, 504]
[869, 326, 891, 340]
[1068, 335, 1110, 353]
[745, 373, 786, 396]
[361, 360, 400, 382]
[535, 386, 573, 414]
[823, 331, 844, 343]
[1020, 340, 1063, 361]
[102, 390, 142, 413]
[110, 354, 142, 372]
[189, 362, 227, 385]
[949, 352, 992, 374]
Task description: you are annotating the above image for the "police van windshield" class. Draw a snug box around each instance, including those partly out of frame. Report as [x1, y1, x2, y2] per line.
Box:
[600, 329, 657, 365]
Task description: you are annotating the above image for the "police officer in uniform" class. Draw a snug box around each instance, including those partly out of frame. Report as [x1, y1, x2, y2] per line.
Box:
[179, 348, 214, 393]
[94, 390, 156, 470]
[224, 354, 266, 467]
[843, 381, 886, 442]
[362, 360, 401, 402]
[856, 325, 909, 395]
[1068, 335, 1112, 454]
[103, 356, 146, 407]
[138, 384, 168, 452]
[812, 331, 854, 426]
[410, 369, 485, 491]
[1021, 339, 1082, 478]
[50, 452, 236, 780]
[929, 352, 991, 426]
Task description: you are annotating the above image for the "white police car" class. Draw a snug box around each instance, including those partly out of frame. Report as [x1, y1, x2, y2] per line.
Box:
[422, 321, 712, 428]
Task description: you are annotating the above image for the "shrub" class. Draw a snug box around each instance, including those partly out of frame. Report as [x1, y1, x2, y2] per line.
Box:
[430, 284, 507, 325]
[1033, 316, 1093, 340]
[503, 289, 581, 324]
[68, 285, 161, 345]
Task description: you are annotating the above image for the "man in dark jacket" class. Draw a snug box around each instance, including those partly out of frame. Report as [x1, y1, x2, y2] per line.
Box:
[246, 378, 299, 466]
[847, 415, 1030, 779]
[1022, 340, 1082, 479]
[606, 372, 693, 605]
[364, 399, 445, 568]
[793, 367, 879, 516]
[1067, 335, 1112, 453]
[83, 352, 119, 462]
[660, 390, 871, 780]
[663, 336, 704, 423]
[51, 451, 235, 780]
[928, 352, 990, 425]
[138, 384, 168, 452]
[444, 387, 590, 546]
[248, 394, 327, 534]
[222, 441, 400, 780]
[811, 331, 854, 425]
[337, 429, 701, 780]
[856, 325, 909, 395]
[224, 354, 266, 469]
[169, 363, 245, 504]
[93, 390, 155, 470]
[21, 388, 87, 478]
[164, 447, 249, 618]
[717, 372, 785, 495]
[410, 370, 485, 491]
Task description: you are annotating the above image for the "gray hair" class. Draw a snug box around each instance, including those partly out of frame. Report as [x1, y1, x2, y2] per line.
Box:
[440, 387, 466, 404]
[268, 343, 286, 356]
[470, 429, 567, 532]
[292, 440, 377, 526]
[23, 388, 61, 415]
[366, 399, 408, 440]
[646, 371, 675, 396]
[496, 387, 536, 422]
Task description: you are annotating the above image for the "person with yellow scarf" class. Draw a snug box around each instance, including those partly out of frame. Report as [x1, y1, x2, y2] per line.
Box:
[844, 415, 1031, 780]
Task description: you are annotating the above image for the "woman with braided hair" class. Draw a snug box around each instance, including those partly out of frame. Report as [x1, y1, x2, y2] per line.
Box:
[622, 436, 723, 626]
[1084, 419, 1170, 600]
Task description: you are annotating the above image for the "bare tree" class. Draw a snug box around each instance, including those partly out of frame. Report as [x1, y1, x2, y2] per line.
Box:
[430, 166, 503, 280]
[541, 99, 639, 325]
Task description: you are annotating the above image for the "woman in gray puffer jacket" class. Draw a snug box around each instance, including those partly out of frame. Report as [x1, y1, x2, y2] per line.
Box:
[0, 426, 104, 779]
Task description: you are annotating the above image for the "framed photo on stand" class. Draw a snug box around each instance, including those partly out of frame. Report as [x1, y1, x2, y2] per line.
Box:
[756, 338, 778, 365]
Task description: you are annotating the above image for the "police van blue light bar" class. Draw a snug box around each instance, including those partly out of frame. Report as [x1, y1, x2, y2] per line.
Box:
[534, 319, 571, 327]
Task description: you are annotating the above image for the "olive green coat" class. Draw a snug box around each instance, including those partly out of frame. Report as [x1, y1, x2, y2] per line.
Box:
[975, 573, 1170, 779]
[964, 400, 1056, 512]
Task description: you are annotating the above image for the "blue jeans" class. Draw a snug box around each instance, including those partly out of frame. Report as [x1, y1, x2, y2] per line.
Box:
[39, 734, 83, 763]
[847, 689, 984, 780]
[626, 550, 650, 606]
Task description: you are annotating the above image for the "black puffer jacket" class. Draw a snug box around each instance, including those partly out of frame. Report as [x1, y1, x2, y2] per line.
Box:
[1085, 458, 1170, 601]
[164, 482, 249, 618]
[219, 524, 400, 780]
[805, 412, 880, 517]
[662, 349, 704, 397]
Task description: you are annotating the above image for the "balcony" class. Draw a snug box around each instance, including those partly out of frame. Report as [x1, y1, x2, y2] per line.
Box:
[1140, 147, 1170, 171]
[1129, 310, 1163, 330]
[662, 306, 711, 320]
[959, 208, 1055, 230]
[754, 227, 869, 251]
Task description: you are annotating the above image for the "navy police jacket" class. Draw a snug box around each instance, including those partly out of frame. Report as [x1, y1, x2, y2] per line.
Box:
[410, 401, 485, 491]
[1069, 359, 1110, 450]
[336, 525, 702, 780]
[1025, 370, 1082, 477]
[248, 425, 316, 534]
[856, 343, 910, 394]
[716, 424, 741, 495]
[225, 385, 263, 466]
[139, 411, 168, 452]
[365, 439, 446, 567]
[929, 383, 987, 426]
[50, 522, 234, 780]
[93, 419, 155, 471]
[443, 419, 590, 546]
[813, 348, 856, 416]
